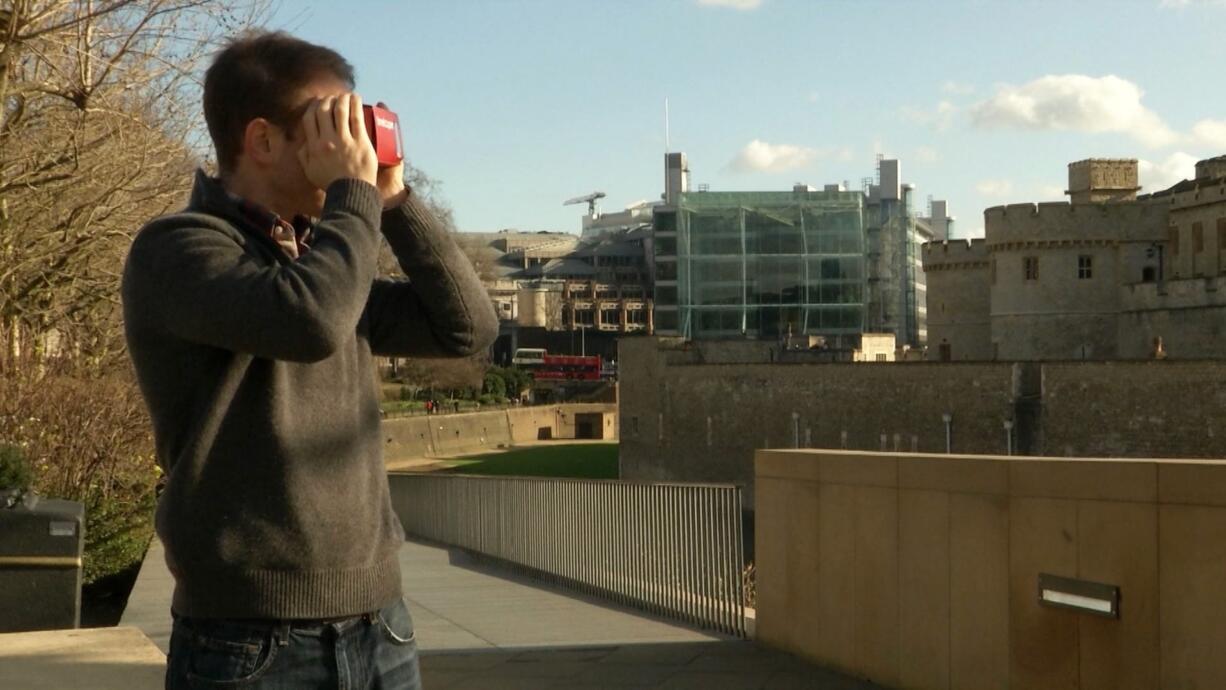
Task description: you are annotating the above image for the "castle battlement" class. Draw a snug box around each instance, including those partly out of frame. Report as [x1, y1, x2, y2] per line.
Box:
[1167, 179, 1226, 209]
[921, 238, 989, 269]
[984, 200, 1169, 244]
[985, 201, 1166, 219]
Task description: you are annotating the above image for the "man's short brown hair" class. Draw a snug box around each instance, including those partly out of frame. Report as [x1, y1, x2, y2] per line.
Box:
[203, 31, 355, 173]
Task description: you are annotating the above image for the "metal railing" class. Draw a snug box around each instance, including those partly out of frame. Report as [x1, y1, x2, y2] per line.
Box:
[388, 474, 746, 637]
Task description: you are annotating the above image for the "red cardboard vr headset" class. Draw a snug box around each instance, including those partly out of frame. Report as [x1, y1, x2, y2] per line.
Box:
[362, 104, 404, 168]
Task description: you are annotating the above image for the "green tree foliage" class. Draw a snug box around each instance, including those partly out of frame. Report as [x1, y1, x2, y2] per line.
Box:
[482, 371, 507, 400]
[0, 443, 31, 491]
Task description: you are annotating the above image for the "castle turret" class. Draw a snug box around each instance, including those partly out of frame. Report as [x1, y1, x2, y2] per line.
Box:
[1067, 159, 1140, 204]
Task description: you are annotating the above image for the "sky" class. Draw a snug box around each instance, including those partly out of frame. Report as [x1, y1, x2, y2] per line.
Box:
[268, 0, 1226, 237]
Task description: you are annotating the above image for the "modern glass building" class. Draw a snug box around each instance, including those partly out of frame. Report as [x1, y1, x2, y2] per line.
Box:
[652, 190, 867, 342]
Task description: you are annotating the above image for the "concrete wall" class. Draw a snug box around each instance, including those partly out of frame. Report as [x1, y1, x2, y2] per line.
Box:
[756, 449, 1226, 690]
[383, 403, 617, 461]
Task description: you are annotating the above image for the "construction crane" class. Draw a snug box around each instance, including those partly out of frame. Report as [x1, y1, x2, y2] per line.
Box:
[563, 191, 606, 218]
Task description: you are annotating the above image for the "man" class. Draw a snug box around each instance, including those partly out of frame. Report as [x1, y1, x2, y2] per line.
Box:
[122, 31, 497, 688]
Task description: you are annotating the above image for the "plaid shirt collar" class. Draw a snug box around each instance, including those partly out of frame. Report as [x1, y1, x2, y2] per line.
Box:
[229, 193, 314, 259]
[188, 170, 313, 260]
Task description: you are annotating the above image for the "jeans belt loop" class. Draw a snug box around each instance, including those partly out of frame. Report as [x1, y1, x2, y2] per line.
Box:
[276, 621, 291, 647]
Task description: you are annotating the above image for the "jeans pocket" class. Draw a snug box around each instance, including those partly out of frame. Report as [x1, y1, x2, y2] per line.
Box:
[182, 621, 279, 686]
[374, 599, 416, 645]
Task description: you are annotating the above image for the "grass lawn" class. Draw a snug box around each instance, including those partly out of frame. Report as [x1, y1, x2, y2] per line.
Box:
[445, 443, 618, 479]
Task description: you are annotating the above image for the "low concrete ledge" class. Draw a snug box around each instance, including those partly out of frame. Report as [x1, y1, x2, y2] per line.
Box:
[755, 449, 1226, 689]
[0, 626, 164, 690]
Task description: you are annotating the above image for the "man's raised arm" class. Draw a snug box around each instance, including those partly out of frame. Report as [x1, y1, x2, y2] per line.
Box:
[363, 191, 498, 357]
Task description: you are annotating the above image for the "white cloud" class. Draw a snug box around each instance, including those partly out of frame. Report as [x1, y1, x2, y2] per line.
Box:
[901, 100, 958, 131]
[969, 74, 1179, 148]
[976, 179, 1014, 198]
[696, 0, 763, 9]
[727, 140, 816, 173]
[1138, 152, 1199, 191]
[941, 81, 975, 96]
[914, 146, 939, 163]
[1192, 119, 1226, 148]
[807, 91, 819, 103]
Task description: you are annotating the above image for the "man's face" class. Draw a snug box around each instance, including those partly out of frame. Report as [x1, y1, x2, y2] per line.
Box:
[267, 74, 352, 218]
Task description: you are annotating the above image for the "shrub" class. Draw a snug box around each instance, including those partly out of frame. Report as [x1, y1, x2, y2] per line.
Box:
[482, 372, 507, 400]
[0, 443, 31, 491]
[0, 371, 158, 584]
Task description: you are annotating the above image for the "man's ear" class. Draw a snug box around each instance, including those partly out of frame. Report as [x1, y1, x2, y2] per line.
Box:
[241, 118, 277, 166]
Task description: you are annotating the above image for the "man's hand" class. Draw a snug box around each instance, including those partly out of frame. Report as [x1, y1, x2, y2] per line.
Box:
[375, 102, 408, 209]
[297, 93, 378, 190]
[377, 160, 408, 210]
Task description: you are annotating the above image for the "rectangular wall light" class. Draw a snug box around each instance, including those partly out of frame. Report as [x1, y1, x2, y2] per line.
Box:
[1038, 573, 1119, 618]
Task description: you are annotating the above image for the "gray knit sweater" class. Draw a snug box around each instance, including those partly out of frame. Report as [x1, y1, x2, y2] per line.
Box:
[122, 170, 497, 619]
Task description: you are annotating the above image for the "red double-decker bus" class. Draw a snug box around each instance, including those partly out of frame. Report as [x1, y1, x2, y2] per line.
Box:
[533, 354, 601, 381]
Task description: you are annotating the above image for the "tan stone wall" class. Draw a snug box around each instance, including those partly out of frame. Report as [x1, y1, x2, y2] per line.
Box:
[1119, 277, 1226, 358]
[919, 202, 1174, 360]
[922, 239, 992, 360]
[756, 449, 1226, 689]
[985, 205, 1151, 361]
[1166, 185, 1226, 280]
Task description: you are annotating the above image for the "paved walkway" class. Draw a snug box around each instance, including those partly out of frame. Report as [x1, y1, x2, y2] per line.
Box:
[419, 643, 882, 689]
[120, 539, 881, 689]
[122, 538, 725, 654]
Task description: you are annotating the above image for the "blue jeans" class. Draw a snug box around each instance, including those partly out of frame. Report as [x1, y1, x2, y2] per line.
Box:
[165, 598, 422, 689]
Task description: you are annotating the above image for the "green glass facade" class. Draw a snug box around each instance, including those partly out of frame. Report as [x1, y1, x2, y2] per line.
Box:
[653, 190, 867, 341]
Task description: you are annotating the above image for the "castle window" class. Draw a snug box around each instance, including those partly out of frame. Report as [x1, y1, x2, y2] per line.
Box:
[1194, 222, 1205, 253]
[1078, 255, 1093, 280]
[1218, 219, 1226, 274]
[1023, 256, 1039, 281]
